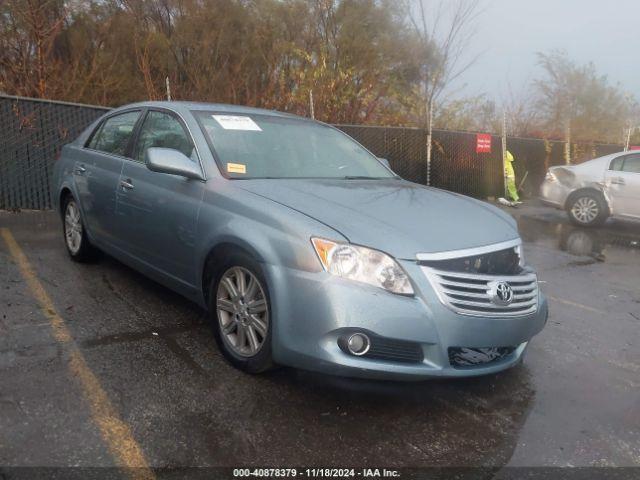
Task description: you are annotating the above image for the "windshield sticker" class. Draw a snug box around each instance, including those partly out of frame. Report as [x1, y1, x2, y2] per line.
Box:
[226, 163, 247, 174]
[212, 115, 262, 131]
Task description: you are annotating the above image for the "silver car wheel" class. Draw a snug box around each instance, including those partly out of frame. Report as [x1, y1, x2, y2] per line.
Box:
[571, 197, 599, 224]
[216, 266, 269, 358]
[64, 200, 83, 254]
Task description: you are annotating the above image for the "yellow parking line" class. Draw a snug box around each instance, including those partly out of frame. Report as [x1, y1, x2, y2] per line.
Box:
[1, 228, 155, 480]
[547, 295, 606, 315]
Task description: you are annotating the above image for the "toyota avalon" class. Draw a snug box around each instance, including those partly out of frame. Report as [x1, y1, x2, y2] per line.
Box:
[52, 102, 548, 380]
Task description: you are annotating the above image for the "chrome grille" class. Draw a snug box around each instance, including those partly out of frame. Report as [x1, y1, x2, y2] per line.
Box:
[421, 267, 539, 317]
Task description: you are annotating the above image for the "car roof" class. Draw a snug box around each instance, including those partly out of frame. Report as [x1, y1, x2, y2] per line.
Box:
[114, 101, 303, 120]
[549, 152, 624, 175]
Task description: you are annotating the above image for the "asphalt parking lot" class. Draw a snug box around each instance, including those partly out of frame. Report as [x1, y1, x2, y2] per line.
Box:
[1, 202, 639, 474]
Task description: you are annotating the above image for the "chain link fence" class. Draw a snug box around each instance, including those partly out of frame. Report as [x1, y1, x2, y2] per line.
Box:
[0, 95, 624, 210]
[337, 125, 506, 198]
[0, 95, 109, 210]
[340, 125, 623, 199]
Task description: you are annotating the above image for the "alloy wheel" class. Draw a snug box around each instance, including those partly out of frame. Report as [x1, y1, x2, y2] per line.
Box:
[65, 200, 83, 254]
[216, 266, 269, 357]
[571, 197, 599, 224]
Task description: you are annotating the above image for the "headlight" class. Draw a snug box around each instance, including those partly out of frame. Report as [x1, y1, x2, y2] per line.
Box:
[311, 238, 414, 295]
[545, 171, 557, 182]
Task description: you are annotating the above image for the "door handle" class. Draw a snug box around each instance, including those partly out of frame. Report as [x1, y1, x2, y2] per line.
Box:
[74, 165, 86, 175]
[611, 177, 625, 185]
[120, 179, 134, 190]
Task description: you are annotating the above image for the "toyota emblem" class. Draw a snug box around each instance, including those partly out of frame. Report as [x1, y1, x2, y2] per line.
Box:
[490, 281, 514, 306]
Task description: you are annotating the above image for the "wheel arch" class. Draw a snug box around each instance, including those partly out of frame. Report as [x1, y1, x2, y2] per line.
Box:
[200, 238, 268, 308]
[57, 184, 98, 243]
[58, 186, 73, 217]
[58, 185, 73, 212]
[564, 187, 610, 213]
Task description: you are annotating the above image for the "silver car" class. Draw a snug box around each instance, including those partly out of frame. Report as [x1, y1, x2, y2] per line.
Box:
[541, 152, 640, 226]
[53, 101, 548, 380]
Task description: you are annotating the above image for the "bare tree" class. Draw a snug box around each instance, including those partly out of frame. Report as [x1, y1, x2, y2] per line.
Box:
[404, 0, 482, 127]
[534, 50, 638, 143]
[403, 0, 481, 184]
[502, 82, 541, 137]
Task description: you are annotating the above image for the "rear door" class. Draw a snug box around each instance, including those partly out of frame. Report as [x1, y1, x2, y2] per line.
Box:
[115, 109, 205, 286]
[75, 110, 141, 246]
[604, 154, 640, 219]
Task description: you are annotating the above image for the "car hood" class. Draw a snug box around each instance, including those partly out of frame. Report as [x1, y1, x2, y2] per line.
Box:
[237, 178, 519, 260]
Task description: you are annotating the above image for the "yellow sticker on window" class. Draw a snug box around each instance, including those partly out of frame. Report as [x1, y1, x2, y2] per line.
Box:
[226, 163, 246, 174]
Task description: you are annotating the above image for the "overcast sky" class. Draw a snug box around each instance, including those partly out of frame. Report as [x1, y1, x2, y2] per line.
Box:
[452, 0, 639, 102]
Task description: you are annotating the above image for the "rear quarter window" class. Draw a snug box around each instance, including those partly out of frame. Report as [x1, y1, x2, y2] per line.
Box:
[609, 156, 624, 171]
[86, 122, 104, 150]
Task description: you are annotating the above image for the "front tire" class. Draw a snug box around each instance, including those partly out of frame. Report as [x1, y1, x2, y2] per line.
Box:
[208, 251, 274, 374]
[62, 195, 98, 262]
[566, 191, 608, 227]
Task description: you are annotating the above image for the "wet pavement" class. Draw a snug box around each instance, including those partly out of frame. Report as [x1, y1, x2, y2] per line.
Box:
[0, 204, 639, 471]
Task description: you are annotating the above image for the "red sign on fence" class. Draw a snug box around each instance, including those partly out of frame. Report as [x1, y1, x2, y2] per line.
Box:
[476, 133, 492, 153]
[630, 146, 640, 151]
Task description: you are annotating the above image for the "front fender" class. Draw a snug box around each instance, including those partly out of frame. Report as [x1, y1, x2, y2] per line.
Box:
[195, 180, 346, 306]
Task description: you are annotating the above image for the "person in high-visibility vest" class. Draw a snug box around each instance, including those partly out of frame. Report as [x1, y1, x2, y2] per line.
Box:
[505, 150, 520, 203]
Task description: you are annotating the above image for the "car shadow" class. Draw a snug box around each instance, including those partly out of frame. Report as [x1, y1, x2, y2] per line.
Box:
[517, 214, 640, 262]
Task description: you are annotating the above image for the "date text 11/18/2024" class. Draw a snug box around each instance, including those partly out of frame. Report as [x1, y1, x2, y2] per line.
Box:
[232, 468, 401, 478]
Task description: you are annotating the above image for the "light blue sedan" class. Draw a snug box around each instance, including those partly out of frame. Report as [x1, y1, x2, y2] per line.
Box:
[52, 102, 548, 380]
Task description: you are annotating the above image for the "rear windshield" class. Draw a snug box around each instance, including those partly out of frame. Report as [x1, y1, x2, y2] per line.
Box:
[194, 112, 393, 179]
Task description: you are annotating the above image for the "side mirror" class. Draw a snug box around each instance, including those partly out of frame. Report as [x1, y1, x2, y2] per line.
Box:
[378, 157, 392, 170]
[145, 147, 204, 180]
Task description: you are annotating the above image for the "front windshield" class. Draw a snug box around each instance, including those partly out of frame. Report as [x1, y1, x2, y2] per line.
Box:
[194, 111, 394, 179]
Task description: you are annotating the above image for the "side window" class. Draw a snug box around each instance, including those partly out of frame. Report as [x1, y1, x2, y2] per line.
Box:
[134, 111, 196, 163]
[621, 155, 640, 174]
[609, 156, 624, 171]
[90, 111, 140, 156]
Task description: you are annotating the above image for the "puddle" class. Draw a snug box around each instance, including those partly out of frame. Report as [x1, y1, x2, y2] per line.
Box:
[517, 216, 640, 262]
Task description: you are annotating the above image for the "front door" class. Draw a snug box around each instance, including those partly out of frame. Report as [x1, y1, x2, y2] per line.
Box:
[115, 109, 205, 287]
[604, 153, 640, 219]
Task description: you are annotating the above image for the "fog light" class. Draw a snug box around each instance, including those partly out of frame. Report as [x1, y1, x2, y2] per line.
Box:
[347, 333, 370, 356]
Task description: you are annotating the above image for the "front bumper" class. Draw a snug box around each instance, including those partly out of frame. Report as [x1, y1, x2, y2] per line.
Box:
[266, 260, 548, 381]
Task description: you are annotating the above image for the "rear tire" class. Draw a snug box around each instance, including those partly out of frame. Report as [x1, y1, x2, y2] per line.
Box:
[207, 251, 274, 374]
[566, 191, 608, 227]
[62, 195, 99, 262]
